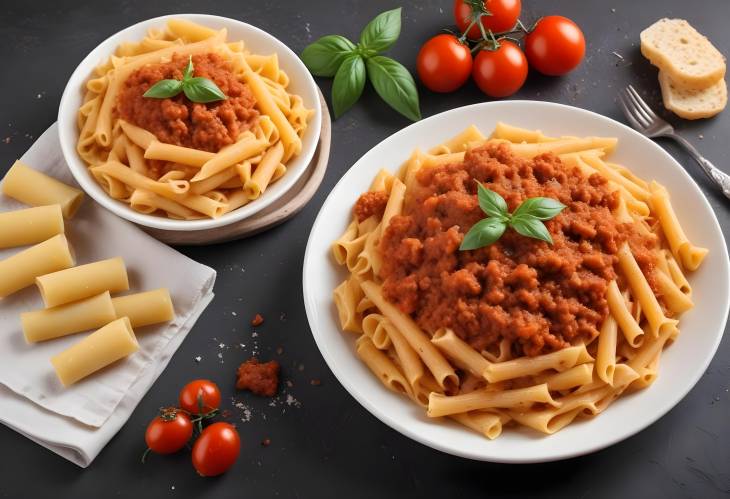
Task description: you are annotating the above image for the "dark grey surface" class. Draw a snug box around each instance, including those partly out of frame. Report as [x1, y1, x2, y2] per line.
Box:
[0, 1, 728, 497]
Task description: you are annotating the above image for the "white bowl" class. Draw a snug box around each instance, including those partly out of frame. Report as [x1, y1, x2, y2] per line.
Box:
[303, 100, 729, 463]
[58, 13, 321, 231]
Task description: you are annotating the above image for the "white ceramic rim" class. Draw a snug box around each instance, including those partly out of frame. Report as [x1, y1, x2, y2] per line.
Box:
[302, 100, 729, 463]
[58, 13, 321, 231]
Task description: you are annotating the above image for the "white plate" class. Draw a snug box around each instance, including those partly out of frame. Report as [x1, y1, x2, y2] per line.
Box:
[58, 13, 321, 231]
[302, 101, 729, 463]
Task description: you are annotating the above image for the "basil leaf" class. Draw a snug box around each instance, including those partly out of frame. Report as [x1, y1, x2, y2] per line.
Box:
[183, 56, 194, 81]
[301, 35, 357, 77]
[365, 56, 421, 121]
[510, 214, 554, 244]
[143, 79, 183, 99]
[460, 218, 507, 250]
[477, 183, 508, 219]
[512, 197, 566, 220]
[359, 7, 402, 53]
[182, 77, 226, 103]
[332, 55, 366, 118]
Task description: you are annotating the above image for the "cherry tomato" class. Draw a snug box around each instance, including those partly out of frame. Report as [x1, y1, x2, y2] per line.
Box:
[472, 40, 528, 98]
[145, 409, 193, 455]
[191, 422, 241, 477]
[524, 15, 585, 76]
[454, 0, 521, 39]
[417, 34, 473, 93]
[179, 379, 221, 415]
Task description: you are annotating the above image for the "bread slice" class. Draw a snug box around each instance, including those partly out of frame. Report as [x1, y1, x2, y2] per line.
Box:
[641, 18, 726, 90]
[658, 70, 727, 119]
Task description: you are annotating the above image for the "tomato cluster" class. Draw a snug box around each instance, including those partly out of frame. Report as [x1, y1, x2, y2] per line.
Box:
[144, 380, 241, 477]
[417, 0, 585, 97]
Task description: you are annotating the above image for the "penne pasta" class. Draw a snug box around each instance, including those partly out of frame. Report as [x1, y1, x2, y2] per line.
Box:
[76, 19, 311, 221]
[595, 315, 618, 384]
[356, 336, 411, 397]
[607, 280, 645, 347]
[450, 411, 505, 440]
[244, 141, 285, 199]
[428, 384, 559, 418]
[649, 182, 708, 271]
[330, 123, 705, 440]
[144, 141, 216, 167]
[482, 345, 593, 383]
[431, 328, 490, 377]
[617, 243, 678, 338]
[361, 280, 459, 392]
[192, 132, 268, 182]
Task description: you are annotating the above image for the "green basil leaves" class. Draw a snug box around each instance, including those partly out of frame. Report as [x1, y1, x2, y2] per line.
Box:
[143, 56, 226, 103]
[301, 35, 357, 77]
[143, 79, 183, 99]
[459, 183, 566, 250]
[365, 56, 420, 122]
[333, 55, 367, 119]
[359, 7, 402, 53]
[301, 8, 421, 121]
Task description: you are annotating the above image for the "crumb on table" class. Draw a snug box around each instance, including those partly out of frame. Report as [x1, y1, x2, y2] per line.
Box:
[251, 313, 264, 326]
[236, 358, 280, 397]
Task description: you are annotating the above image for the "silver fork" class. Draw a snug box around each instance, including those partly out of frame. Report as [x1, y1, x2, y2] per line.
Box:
[618, 85, 730, 200]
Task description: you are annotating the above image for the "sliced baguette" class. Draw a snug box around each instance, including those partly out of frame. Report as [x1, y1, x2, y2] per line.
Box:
[658, 71, 727, 119]
[641, 18, 725, 90]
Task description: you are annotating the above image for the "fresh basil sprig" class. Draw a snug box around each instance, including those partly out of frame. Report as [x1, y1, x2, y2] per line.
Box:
[301, 8, 421, 121]
[143, 56, 226, 104]
[460, 183, 566, 250]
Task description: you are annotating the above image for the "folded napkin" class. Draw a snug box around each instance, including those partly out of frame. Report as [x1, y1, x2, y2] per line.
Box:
[0, 123, 216, 467]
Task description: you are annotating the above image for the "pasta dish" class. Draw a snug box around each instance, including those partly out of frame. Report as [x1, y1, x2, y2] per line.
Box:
[76, 19, 312, 220]
[331, 122, 707, 439]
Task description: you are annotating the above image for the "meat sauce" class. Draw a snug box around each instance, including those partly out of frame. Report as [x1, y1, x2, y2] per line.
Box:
[368, 143, 656, 357]
[117, 53, 259, 153]
[236, 358, 280, 397]
[355, 191, 389, 222]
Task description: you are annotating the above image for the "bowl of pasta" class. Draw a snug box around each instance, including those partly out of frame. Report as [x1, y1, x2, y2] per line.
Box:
[58, 14, 321, 231]
[302, 100, 729, 462]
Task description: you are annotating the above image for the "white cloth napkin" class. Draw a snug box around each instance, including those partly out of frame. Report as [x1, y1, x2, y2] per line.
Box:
[0, 123, 216, 467]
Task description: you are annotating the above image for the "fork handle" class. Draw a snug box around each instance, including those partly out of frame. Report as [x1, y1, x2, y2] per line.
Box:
[669, 133, 730, 200]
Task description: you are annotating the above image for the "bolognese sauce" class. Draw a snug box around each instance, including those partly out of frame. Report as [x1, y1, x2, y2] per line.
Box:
[117, 53, 259, 153]
[371, 143, 656, 357]
[354, 191, 389, 223]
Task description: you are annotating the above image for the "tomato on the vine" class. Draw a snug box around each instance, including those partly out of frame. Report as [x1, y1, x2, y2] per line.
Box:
[454, 0, 521, 39]
[179, 379, 221, 415]
[145, 409, 193, 455]
[192, 422, 241, 477]
[472, 40, 528, 98]
[417, 34, 473, 93]
[524, 15, 585, 76]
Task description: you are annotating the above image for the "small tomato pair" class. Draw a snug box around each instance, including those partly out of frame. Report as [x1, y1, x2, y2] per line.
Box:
[416, 34, 527, 98]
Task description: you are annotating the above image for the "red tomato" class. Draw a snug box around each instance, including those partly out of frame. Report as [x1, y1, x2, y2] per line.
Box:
[179, 380, 221, 415]
[417, 34, 473, 93]
[192, 422, 241, 477]
[454, 0, 521, 39]
[524, 16, 585, 76]
[472, 40, 528, 98]
[145, 409, 193, 455]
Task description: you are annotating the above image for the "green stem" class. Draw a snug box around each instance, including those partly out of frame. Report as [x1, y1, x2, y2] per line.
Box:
[477, 15, 490, 43]
[459, 18, 479, 43]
